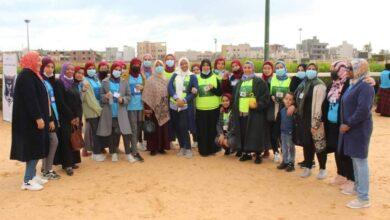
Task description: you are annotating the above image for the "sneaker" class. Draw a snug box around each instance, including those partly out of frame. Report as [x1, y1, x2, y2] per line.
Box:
[92, 154, 106, 162]
[235, 151, 242, 157]
[126, 154, 136, 163]
[330, 175, 347, 186]
[133, 153, 144, 162]
[239, 154, 252, 162]
[184, 149, 193, 159]
[32, 176, 48, 185]
[340, 180, 355, 190]
[42, 171, 61, 180]
[65, 167, 73, 176]
[273, 152, 280, 163]
[317, 169, 327, 180]
[192, 142, 198, 148]
[138, 142, 147, 151]
[286, 163, 295, 172]
[346, 199, 371, 209]
[277, 163, 288, 170]
[111, 153, 119, 162]
[341, 188, 357, 195]
[21, 180, 43, 191]
[177, 148, 186, 157]
[254, 155, 262, 164]
[300, 168, 312, 178]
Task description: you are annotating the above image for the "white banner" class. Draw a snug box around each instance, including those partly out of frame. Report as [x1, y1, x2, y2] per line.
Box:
[2, 53, 18, 122]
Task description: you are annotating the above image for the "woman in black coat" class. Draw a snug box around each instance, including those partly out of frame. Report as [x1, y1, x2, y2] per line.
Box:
[10, 52, 50, 191]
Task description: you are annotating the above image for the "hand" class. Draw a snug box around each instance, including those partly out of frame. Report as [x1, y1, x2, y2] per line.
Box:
[176, 99, 185, 107]
[83, 83, 90, 91]
[271, 96, 276, 102]
[222, 138, 229, 147]
[249, 98, 258, 109]
[71, 118, 79, 126]
[208, 84, 214, 90]
[36, 118, 45, 130]
[136, 84, 144, 91]
[340, 124, 351, 134]
[144, 109, 153, 115]
[191, 87, 198, 95]
[49, 121, 55, 131]
[287, 105, 295, 116]
[105, 92, 112, 99]
[218, 135, 225, 145]
[363, 76, 376, 86]
[311, 127, 318, 135]
[118, 97, 123, 104]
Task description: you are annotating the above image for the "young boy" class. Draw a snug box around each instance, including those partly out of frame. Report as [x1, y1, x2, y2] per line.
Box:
[277, 92, 296, 172]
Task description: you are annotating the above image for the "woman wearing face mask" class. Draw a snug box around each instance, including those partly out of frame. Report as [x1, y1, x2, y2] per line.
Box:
[295, 63, 327, 179]
[164, 54, 176, 81]
[290, 64, 307, 92]
[196, 59, 223, 156]
[168, 57, 198, 158]
[322, 61, 354, 191]
[221, 59, 243, 94]
[81, 61, 104, 161]
[213, 57, 227, 80]
[11, 52, 50, 190]
[98, 61, 110, 81]
[143, 60, 171, 155]
[232, 61, 270, 164]
[54, 62, 82, 176]
[97, 61, 143, 163]
[128, 58, 147, 153]
[141, 54, 153, 80]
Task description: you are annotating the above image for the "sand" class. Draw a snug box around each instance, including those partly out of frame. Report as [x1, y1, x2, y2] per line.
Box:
[0, 113, 389, 220]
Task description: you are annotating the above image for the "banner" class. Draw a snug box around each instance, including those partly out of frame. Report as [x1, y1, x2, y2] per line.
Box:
[2, 53, 17, 122]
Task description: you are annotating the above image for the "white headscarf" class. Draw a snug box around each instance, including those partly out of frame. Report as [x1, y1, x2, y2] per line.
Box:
[175, 57, 192, 99]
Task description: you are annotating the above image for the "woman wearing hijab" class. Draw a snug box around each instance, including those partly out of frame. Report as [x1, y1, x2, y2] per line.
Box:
[295, 63, 327, 179]
[97, 61, 144, 163]
[232, 61, 270, 164]
[213, 57, 227, 79]
[322, 60, 354, 191]
[164, 54, 178, 147]
[340, 59, 374, 209]
[221, 59, 243, 94]
[290, 63, 307, 92]
[142, 60, 171, 155]
[141, 54, 153, 80]
[81, 61, 104, 161]
[168, 57, 198, 158]
[39, 56, 61, 180]
[215, 93, 236, 155]
[127, 58, 146, 153]
[196, 59, 222, 156]
[11, 51, 50, 190]
[376, 63, 390, 116]
[98, 61, 110, 81]
[54, 62, 82, 176]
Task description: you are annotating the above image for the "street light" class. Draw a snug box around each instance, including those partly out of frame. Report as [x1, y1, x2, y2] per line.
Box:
[299, 28, 302, 44]
[24, 19, 30, 51]
[264, 0, 270, 61]
[214, 38, 217, 54]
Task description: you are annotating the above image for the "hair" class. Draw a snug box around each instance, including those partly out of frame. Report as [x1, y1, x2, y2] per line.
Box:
[200, 59, 212, 72]
[191, 63, 200, 71]
[385, 63, 390, 70]
[307, 63, 318, 71]
[297, 63, 307, 71]
[284, 92, 295, 102]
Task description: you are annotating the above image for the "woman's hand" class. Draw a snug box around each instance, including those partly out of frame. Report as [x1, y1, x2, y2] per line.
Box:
[105, 92, 112, 99]
[83, 83, 90, 91]
[71, 118, 79, 126]
[176, 99, 185, 108]
[311, 127, 318, 135]
[340, 124, 351, 134]
[49, 121, 55, 131]
[191, 87, 198, 94]
[222, 72, 230, 80]
[363, 76, 376, 86]
[144, 109, 153, 117]
[36, 118, 45, 130]
[118, 97, 123, 104]
[249, 98, 258, 109]
[136, 84, 144, 91]
[218, 134, 225, 145]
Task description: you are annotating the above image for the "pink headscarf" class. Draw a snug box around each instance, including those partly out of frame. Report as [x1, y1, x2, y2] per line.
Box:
[328, 60, 348, 102]
[20, 51, 42, 80]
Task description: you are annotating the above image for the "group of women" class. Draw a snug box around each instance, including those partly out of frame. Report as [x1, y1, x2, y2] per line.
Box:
[11, 51, 377, 209]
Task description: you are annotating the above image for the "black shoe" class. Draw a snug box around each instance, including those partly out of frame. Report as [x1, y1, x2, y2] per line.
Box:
[158, 149, 167, 154]
[298, 160, 305, 166]
[65, 167, 73, 176]
[72, 165, 79, 169]
[224, 148, 231, 156]
[134, 153, 144, 162]
[286, 163, 295, 172]
[150, 151, 157, 156]
[277, 163, 288, 170]
[239, 154, 252, 162]
[235, 151, 242, 157]
[254, 155, 262, 164]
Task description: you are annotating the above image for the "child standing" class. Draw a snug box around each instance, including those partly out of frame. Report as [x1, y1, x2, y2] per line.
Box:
[277, 92, 296, 172]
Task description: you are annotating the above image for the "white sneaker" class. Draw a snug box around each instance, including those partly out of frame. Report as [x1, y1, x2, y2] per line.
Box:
[32, 176, 48, 185]
[92, 154, 106, 162]
[21, 180, 43, 191]
[273, 153, 280, 163]
[191, 142, 198, 148]
[177, 148, 186, 157]
[111, 153, 119, 162]
[184, 149, 193, 159]
[346, 199, 371, 209]
[126, 154, 136, 163]
[300, 168, 312, 178]
[317, 169, 327, 180]
[138, 141, 147, 151]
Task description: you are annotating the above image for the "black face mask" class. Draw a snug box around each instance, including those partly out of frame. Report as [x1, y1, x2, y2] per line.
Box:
[131, 66, 140, 74]
[331, 71, 339, 80]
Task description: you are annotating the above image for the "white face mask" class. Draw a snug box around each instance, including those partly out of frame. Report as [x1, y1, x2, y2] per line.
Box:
[64, 75, 74, 80]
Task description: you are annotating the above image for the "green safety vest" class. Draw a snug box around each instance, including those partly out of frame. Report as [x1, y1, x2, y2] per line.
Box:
[164, 71, 174, 81]
[239, 79, 255, 113]
[170, 75, 190, 106]
[196, 74, 220, 110]
[222, 111, 231, 131]
[270, 76, 291, 102]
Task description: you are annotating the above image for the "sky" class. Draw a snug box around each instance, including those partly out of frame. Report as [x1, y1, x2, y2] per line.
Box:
[0, 0, 388, 53]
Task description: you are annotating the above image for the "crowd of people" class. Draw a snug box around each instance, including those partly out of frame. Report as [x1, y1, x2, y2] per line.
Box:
[11, 50, 385, 209]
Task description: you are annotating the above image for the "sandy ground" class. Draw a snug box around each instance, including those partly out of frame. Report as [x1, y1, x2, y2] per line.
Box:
[0, 113, 389, 220]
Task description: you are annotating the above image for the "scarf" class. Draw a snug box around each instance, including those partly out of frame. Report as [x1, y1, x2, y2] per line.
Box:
[20, 51, 42, 80]
[164, 54, 176, 73]
[130, 58, 142, 78]
[59, 62, 74, 90]
[221, 93, 232, 113]
[328, 61, 348, 103]
[175, 57, 192, 99]
[296, 77, 324, 116]
[350, 59, 369, 85]
[231, 59, 243, 80]
[262, 61, 274, 82]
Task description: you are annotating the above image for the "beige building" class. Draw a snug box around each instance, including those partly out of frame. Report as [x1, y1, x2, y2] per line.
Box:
[137, 41, 167, 60]
[221, 44, 251, 59]
[174, 50, 214, 62]
[46, 50, 99, 63]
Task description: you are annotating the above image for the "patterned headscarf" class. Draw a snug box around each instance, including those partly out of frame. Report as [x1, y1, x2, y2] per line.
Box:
[327, 60, 348, 103]
[141, 54, 153, 76]
[59, 62, 74, 90]
[40, 56, 55, 76]
[350, 58, 369, 85]
[20, 51, 42, 80]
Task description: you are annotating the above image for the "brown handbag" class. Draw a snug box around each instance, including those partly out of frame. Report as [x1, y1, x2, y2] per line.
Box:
[71, 125, 85, 151]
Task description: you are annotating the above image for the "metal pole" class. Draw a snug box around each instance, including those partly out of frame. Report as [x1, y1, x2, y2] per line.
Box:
[264, 0, 270, 61]
[24, 19, 30, 51]
[214, 38, 217, 54]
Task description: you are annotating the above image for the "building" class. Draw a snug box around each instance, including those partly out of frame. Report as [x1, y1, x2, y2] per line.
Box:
[46, 50, 99, 62]
[123, 46, 135, 61]
[137, 41, 167, 60]
[174, 50, 214, 62]
[297, 36, 329, 60]
[221, 44, 251, 60]
[105, 47, 119, 62]
[329, 41, 355, 60]
[249, 47, 264, 59]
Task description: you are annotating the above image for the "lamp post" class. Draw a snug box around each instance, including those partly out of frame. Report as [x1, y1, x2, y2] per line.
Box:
[264, 0, 270, 61]
[299, 28, 302, 44]
[24, 19, 31, 51]
[214, 38, 218, 54]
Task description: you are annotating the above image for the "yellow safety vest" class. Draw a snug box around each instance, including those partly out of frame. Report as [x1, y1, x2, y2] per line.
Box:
[196, 74, 220, 110]
[239, 79, 255, 113]
[270, 76, 291, 102]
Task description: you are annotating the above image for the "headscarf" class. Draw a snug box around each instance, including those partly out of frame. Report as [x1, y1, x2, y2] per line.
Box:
[175, 57, 191, 99]
[141, 54, 153, 76]
[164, 54, 176, 73]
[84, 61, 95, 76]
[262, 61, 274, 82]
[231, 59, 243, 80]
[221, 93, 233, 113]
[59, 62, 74, 90]
[98, 61, 109, 81]
[191, 63, 200, 73]
[130, 58, 142, 78]
[328, 60, 348, 103]
[200, 59, 212, 76]
[242, 61, 255, 80]
[110, 61, 122, 83]
[20, 51, 42, 80]
[73, 66, 83, 84]
[274, 60, 288, 80]
[40, 56, 56, 84]
[153, 60, 166, 78]
[350, 58, 369, 85]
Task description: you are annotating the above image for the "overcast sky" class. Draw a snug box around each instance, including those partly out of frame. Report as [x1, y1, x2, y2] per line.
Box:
[0, 0, 388, 53]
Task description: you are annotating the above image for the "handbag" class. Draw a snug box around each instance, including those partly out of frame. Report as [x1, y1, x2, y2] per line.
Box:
[142, 118, 156, 135]
[71, 125, 85, 151]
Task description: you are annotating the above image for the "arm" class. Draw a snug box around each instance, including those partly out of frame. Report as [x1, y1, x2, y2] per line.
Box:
[121, 81, 131, 106]
[168, 74, 177, 99]
[55, 82, 74, 121]
[210, 78, 223, 96]
[184, 75, 198, 103]
[83, 85, 102, 115]
[100, 81, 110, 105]
[216, 113, 224, 135]
[20, 74, 43, 121]
[311, 84, 327, 128]
[345, 84, 374, 128]
[253, 79, 270, 112]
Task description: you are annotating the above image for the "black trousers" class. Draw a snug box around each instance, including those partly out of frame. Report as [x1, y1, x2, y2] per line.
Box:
[335, 151, 355, 181]
[303, 144, 327, 169]
[86, 117, 102, 154]
[108, 118, 131, 154]
[196, 109, 220, 156]
[170, 109, 191, 149]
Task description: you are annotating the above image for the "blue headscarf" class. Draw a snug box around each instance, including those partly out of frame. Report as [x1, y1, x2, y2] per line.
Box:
[274, 60, 288, 81]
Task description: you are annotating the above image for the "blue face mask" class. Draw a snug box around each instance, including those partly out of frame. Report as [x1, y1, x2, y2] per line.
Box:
[296, 71, 306, 79]
[87, 69, 96, 78]
[214, 69, 221, 74]
[166, 60, 175, 68]
[112, 70, 122, 78]
[155, 66, 164, 74]
[143, 61, 152, 68]
[306, 70, 318, 80]
[202, 70, 211, 75]
[275, 68, 286, 77]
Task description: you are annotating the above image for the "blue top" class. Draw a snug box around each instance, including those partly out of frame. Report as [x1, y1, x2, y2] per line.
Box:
[43, 80, 59, 122]
[127, 75, 143, 111]
[327, 102, 340, 123]
[380, 70, 390, 89]
[85, 76, 102, 101]
[109, 79, 120, 117]
[280, 107, 294, 134]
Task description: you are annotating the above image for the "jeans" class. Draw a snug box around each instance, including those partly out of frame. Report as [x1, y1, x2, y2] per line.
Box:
[352, 157, 369, 201]
[170, 109, 191, 149]
[281, 133, 295, 164]
[24, 160, 39, 183]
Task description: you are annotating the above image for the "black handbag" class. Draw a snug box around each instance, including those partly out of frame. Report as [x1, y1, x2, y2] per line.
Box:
[142, 118, 156, 135]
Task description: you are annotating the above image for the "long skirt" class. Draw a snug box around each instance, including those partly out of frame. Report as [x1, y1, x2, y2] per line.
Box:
[145, 114, 170, 152]
[54, 121, 81, 169]
[196, 108, 220, 156]
[376, 88, 390, 116]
